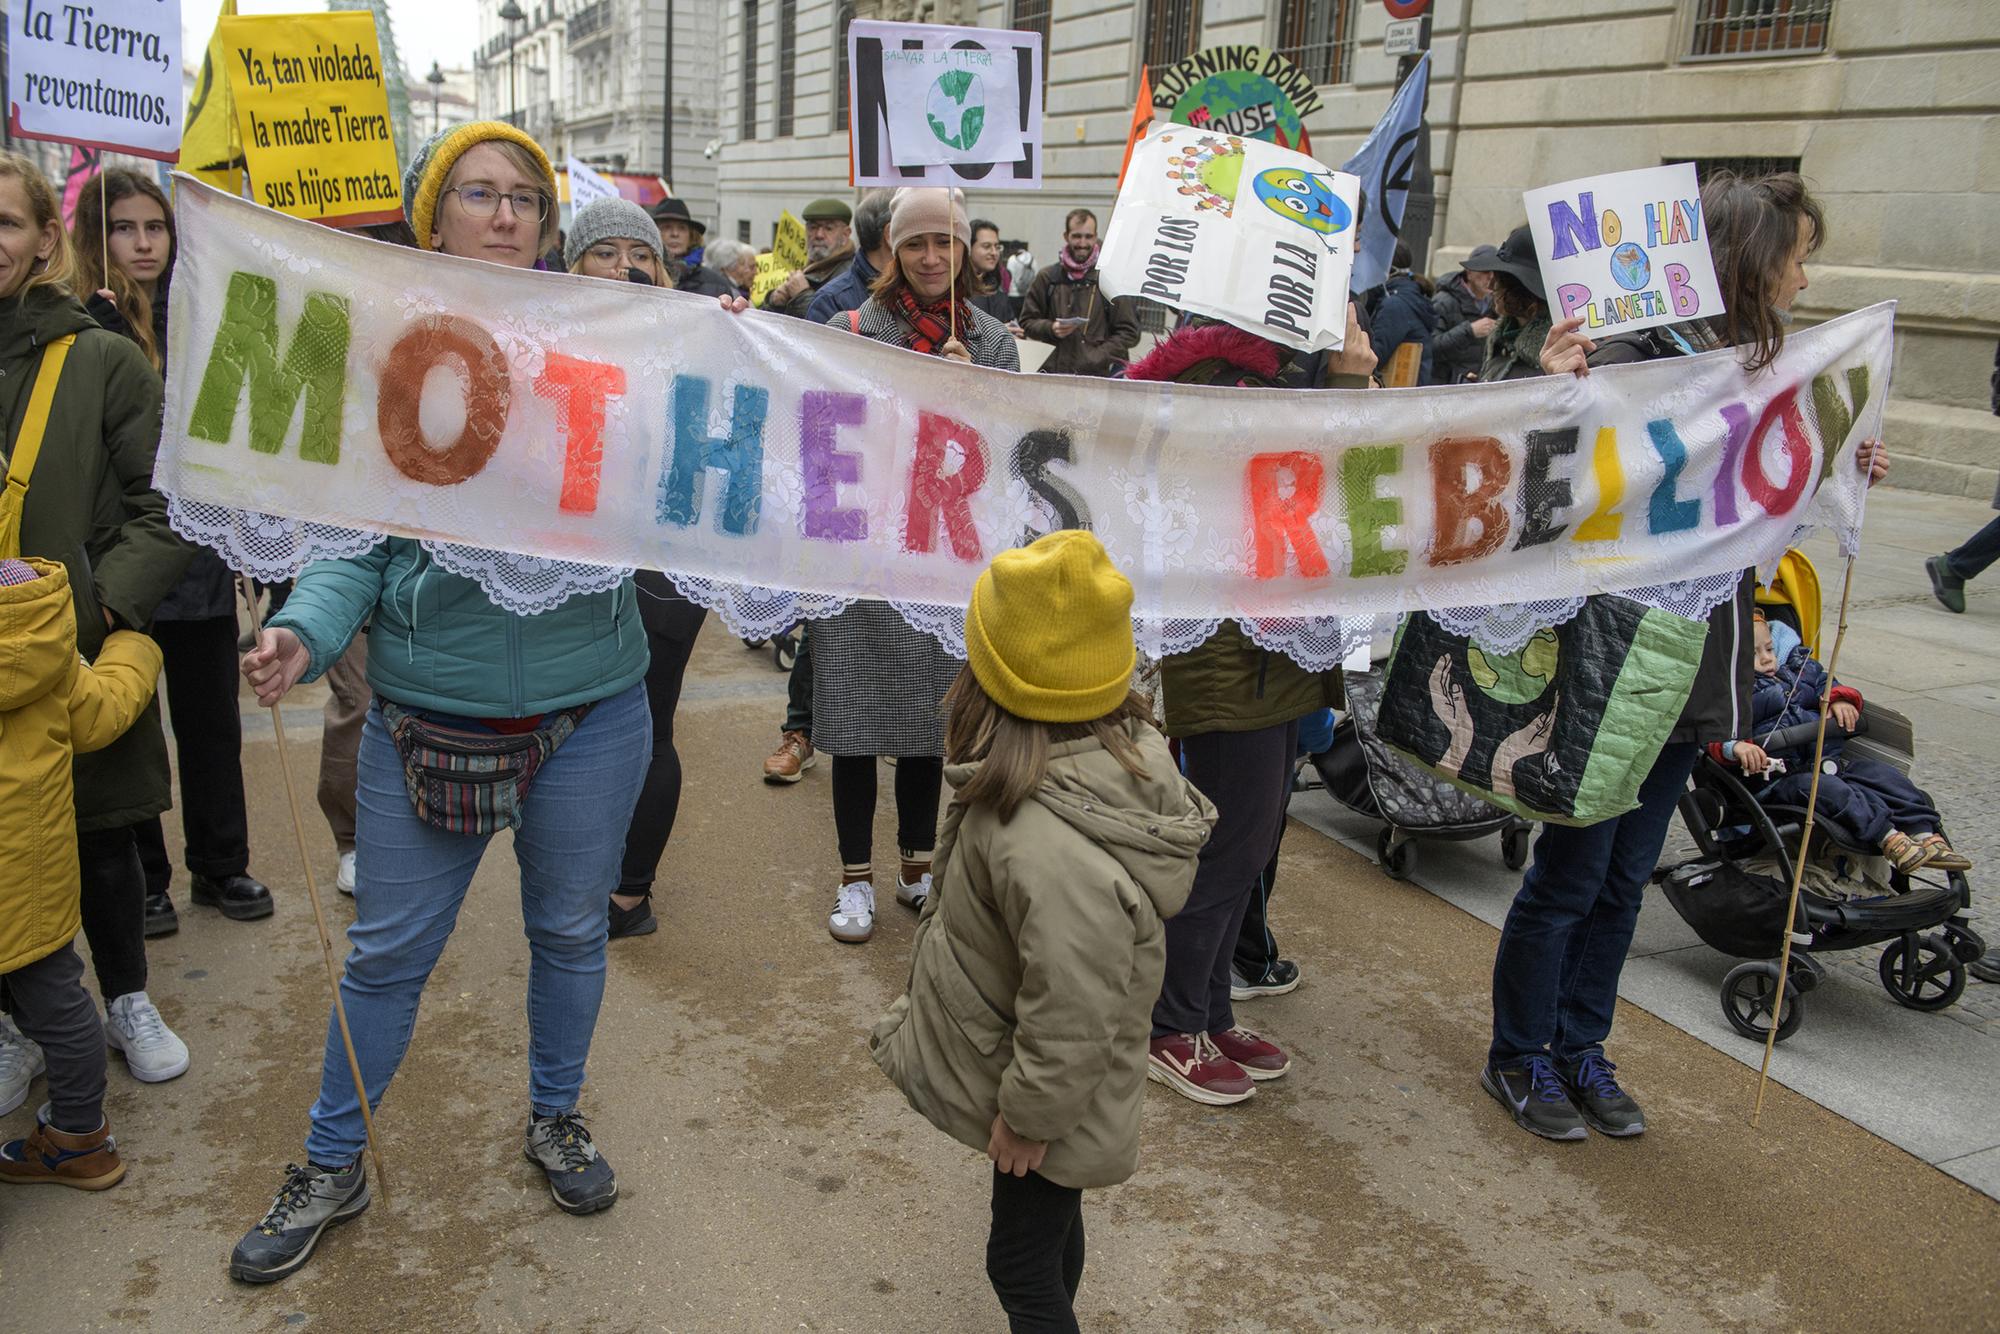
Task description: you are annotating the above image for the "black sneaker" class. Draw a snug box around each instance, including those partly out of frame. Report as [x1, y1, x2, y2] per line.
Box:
[1926, 556, 1966, 614]
[190, 874, 275, 921]
[143, 890, 179, 939]
[1229, 959, 1302, 1000]
[1558, 1053, 1645, 1137]
[525, 1111, 617, 1214]
[229, 1161, 369, 1283]
[1481, 1057, 1588, 1141]
[607, 894, 657, 939]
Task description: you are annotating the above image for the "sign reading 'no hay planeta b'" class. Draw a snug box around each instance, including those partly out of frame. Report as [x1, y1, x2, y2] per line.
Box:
[158, 177, 1891, 648]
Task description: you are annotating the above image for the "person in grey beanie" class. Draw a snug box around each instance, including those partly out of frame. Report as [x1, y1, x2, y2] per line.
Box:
[566, 197, 668, 284]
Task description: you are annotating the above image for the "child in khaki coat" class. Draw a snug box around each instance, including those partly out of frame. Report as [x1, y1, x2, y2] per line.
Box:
[870, 531, 1216, 1332]
[0, 556, 162, 1188]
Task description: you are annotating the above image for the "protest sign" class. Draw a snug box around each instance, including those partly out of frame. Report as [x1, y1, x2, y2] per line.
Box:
[848, 20, 1042, 190]
[1149, 46, 1320, 153]
[1524, 162, 1723, 337]
[181, 0, 246, 193]
[773, 210, 808, 271]
[216, 11, 402, 227]
[7, 0, 182, 160]
[162, 175, 1889, 651]
[566, 157, 617, 211]
[1100, 127, 1360, 352]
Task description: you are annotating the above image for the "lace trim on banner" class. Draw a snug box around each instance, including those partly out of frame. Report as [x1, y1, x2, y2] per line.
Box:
[419, 543, 631, 616]
[1429, 571, 1745, 654]
[167, 498, 382, 582]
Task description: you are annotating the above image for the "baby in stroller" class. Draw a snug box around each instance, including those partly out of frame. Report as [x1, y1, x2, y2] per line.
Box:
[1711, 612, 1972, 876]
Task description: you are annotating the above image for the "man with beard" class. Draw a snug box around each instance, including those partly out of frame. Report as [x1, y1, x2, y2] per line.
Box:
[760, 198, 854, 319]
[1020, 209, 1139, 376]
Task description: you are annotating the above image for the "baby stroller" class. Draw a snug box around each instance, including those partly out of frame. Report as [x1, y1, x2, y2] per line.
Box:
[1657, 552, 1986, 1043]
[1311, 669, 1535, 880]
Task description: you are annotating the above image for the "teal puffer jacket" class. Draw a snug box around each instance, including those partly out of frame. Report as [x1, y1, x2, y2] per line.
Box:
[269, 539, 648, 716]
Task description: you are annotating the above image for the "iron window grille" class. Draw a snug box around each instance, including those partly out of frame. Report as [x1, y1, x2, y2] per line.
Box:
[1275, 0, 1356, 87]
[833, 2, 855, 131]
[1142, 0, 1202, 71]
[1686, 0, 1833, 61]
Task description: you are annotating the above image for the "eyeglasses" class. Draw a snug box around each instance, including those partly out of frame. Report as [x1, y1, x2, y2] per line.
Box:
[444, 185, 549, 223]
[586, 241, 659, 266]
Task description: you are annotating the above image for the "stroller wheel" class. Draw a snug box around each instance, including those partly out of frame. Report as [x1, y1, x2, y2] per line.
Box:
[774, 632, 798, 672]
[1376, 826, 1417, 881]
[1501, 823, 1532, 872]
[1878, 933, 1967, 1012]
[1720, 962, 1803, 1043]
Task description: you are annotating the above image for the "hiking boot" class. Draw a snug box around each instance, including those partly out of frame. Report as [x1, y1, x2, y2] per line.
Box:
[608, 894, 658, 939]
[0, 1015, 46, 1118]
[1558, 1053, 1646, 1137]
[1918, 835, 1972, 873]
[143, 889, 179, 938]
[895, 872, 932, 911]
[829, 881, 875, 943]
[1925, 556, 1966, 614]
[229, 1160, 370, 1283]
[763, 730, 816, 784]
[190, 873, 275, 921]
[525, 1111, 618, 1214]
[335, 851, 357, 897]
[1147, 1033, 1256, 1106]
[1481, 1057, 1588, 1141]
[1882, 831, 1936, 875]
[105, 992, 190, 1083]
[0, 1104, 126, 1190]
[1230, 959, 1302, 1000]
[1209, 1025, 1290, 1080]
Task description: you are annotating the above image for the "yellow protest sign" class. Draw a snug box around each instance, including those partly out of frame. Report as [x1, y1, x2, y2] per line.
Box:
[180, 0, 244, 193]
[217, 11, 402, 226]
[774, 211, 808, 272]
[751, 252, 789, 306]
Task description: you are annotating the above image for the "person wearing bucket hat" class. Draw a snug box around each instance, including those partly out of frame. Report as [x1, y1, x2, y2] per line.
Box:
[1468, 224, 1555, 383]
[1430, 243, 1500, 385]
[868, 531, 1214, 1333]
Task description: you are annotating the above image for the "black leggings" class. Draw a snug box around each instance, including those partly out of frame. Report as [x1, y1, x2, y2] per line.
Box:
[987, 1168, 1085, 1333]
[77, 825, 150, 1001]
[618, 573, 707, 895]
[830, 754, 943, 866]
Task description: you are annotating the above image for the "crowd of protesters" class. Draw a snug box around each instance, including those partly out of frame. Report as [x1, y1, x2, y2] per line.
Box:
[0, 116, 1942, 1332]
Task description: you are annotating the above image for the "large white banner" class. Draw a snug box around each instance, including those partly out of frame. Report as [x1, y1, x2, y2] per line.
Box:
[160, 178, 1891, 633]
[8, 0, 183, 159]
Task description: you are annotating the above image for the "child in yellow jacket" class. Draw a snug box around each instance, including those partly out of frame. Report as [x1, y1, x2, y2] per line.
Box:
[0, 556, 163, 1189]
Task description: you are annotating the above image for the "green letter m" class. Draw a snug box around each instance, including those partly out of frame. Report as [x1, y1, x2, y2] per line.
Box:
[186, 272, 352, 463]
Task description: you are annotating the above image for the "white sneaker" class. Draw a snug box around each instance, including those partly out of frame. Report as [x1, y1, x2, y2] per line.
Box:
[828, 881, 875, 943]
[895, 873, 932, 911]
[105, 992, 190, 1083]
[0, 1014, 46, 1117]
[335, 851, 357, 897]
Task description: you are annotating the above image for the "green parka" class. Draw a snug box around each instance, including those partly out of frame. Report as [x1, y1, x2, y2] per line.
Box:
[1160, 622, 1343, 737]
[870, 722, 1216, 1189]
[2, 286, 190, 830]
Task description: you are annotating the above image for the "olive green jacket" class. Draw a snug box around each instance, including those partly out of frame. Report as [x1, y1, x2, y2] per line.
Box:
[1160, 622, 1343, 738]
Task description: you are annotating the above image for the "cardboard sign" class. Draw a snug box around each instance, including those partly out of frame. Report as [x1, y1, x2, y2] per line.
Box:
[7, 0, 183, 160]
[1100, 126, 1358, 352]
[751, 252, 788, 306]
[1148, 46, 1320, 153]
[567, 157, 617, 211]
[848, 19, 1042, 190]
[773, 210, 808, 271]
[217, 11, 402, 227]
[181, 2, 246, 193]
[1523, 163, 1723, 337]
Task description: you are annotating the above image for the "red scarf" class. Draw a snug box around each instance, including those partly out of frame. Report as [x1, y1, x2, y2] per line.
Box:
[1060, 243, 1098, 283]
[891, 285, 972, 357]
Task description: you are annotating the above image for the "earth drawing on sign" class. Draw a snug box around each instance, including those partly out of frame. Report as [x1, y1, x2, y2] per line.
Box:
[1609, 242, 1651, 292]
[926, 70, 987, 151]
[1163, 134, 1249, 215]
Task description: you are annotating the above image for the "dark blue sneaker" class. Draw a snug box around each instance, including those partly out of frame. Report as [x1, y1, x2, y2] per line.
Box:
[1481, 1057, 1588, 1141]
[229, 1161, 369, 1283]
[525, 1111, 618, 1214]
[1559, 1053, 1645, 1137]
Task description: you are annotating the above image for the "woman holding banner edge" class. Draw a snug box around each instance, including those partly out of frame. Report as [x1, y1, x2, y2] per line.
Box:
[230, 123, 654, 1284]
[1481, 172, 1890, 1144]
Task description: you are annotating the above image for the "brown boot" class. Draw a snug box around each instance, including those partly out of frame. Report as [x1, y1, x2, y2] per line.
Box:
[1919, 834, 1973, 873]
[0, 1109, 128, 1190]
[1881, 831, 1935, 875]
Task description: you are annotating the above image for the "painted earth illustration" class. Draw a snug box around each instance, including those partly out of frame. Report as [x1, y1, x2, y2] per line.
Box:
[1163, 134, 1249, 213]
[1171, 70, 1307, 149]
[1609, 242, 1651, 292]
[926, 70, 986, 151]
[1250, 167, 1353, 249]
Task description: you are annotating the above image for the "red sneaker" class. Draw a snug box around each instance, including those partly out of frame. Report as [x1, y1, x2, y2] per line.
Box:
[1147, 1033, 1256, 1105]
[1209, 1026, 1290, 1080]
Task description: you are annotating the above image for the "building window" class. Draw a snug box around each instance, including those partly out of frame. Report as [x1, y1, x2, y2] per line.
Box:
[833, 2, 855, 131]
[1673, 154, 1805, 183]
[1686, 0, 1833, 61]
[1010, 0, 1051, 43]
[776, 0, 797, 136]
[739, 220, 753, 243]
[741, 0, 759, 139]
[1275, 0, 1355, 86]
[1142, 0, 1201, 70]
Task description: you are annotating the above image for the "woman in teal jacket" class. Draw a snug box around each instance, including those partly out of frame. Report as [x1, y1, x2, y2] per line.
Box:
[229, 123, 650, 1285]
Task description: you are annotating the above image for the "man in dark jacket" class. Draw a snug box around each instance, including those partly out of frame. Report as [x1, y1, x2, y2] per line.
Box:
[1428, 244, 1497, 385]
[805, 190, 894, 325]
[651, 198, 735, 298]
[1020, 209, 1140, 376]
[1367, 242, 1443, 385]
[760, 197, 854, 320]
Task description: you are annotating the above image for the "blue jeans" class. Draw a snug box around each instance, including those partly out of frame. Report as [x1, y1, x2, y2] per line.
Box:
[1487, 743, 1698, 1070]
[1945, 515, 2000, 582]
[305, 683, 650, 1164]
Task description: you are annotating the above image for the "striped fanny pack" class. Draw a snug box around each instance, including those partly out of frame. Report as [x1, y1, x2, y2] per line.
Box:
[379, 700, 593, 836]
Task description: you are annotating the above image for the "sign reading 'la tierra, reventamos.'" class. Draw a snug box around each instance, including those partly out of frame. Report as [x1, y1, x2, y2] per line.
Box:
[7, 0, 184, 160]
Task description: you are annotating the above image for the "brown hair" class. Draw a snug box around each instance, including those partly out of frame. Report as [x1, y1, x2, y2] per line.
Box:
[868, 235, 977, 305]
[1491, 270, 1546, 323]
[1702, 170, 1824, 374]
[0, 152, 74, 303]
[71, 168, 174, 370]
[441, 137, 558, 254]
[942, 666, 1153, 823]
[1063, 208, 1096, 233]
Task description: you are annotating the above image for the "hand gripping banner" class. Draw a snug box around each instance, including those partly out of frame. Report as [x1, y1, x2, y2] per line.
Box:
[158, 178, 1892, 665]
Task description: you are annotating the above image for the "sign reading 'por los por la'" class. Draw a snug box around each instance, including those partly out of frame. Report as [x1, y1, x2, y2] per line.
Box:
[1524, 163, 1723, 338]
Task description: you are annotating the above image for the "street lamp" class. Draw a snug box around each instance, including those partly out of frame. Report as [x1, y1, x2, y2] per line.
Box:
[498, 1, 526, 127]
[426, 60, 446, 136]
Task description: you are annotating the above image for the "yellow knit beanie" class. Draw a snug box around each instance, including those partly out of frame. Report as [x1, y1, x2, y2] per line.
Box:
[404, 120, 556, 252]
[965, 530, 1136, 723]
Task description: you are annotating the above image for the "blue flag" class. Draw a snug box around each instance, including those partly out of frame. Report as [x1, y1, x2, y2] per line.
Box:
[1341, 52, 1430, 293]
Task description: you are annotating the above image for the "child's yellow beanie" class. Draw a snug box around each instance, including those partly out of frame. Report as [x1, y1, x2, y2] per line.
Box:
[964, 530, 1136, 723]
